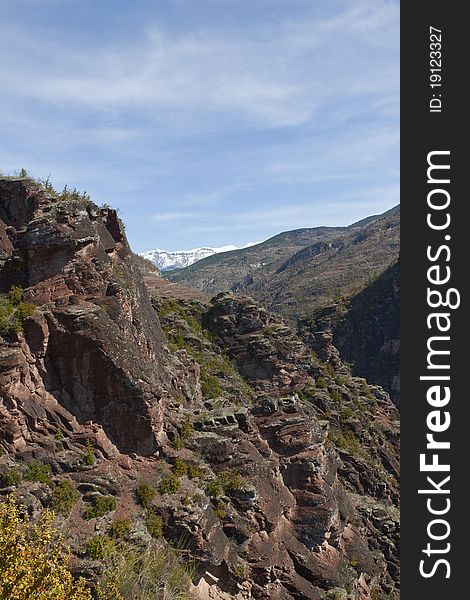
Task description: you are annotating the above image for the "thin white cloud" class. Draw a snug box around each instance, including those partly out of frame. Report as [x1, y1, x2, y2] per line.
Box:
[0, 0, 398, 131]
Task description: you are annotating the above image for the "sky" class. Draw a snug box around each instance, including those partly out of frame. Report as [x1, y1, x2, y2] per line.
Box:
[0, 0, 399, 253]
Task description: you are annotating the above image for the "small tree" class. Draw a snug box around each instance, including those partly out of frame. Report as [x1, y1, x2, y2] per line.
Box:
[0, 495, 91, 599]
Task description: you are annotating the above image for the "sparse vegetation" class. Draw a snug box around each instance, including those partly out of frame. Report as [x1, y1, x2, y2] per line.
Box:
[136, 482, 156, 508]
[87, 535, 115, 560]
[180, 417, 193, 440]
[144, 509, 163, 539]
[51, 479, 79, 516]
[206, 470, 249, 498]
[0, 470, 22, 488]
[109, 519, 132, 540]
[0, 495, 91, 599]
[96, 540, 192, 600]
[24, 462, 51, 485]
[159, 474, 180, 495]
[0, 287, 35, 336]
[83, 495, 117, 520]
[316, 377, 327, 389]
[200, 370, 222, 399]
[82, 439, 95, 466]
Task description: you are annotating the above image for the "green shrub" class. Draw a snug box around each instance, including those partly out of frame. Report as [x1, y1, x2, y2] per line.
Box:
[145, 508, 163, 539]
[173, 459, 188, 478]
[87, 535, 115, 560]
[109, 518, 132, 540]
[186, 464, 205, 480]
[25, 462, 51, 485]
[51, 479, 79, 516]
[83, 440, 95, 466]
[172, 435, 184, 450]
[206, 470, 249, 498]
[0, 469, 22, 488]
[316, 377, 327, 389]
[0, 289, 35, 336]
[54, 427, 64, 441]
[8, 286, 23, 305]
[330, 430, 361, 455]
[201, 371, 222, 399]
[205, 479, 223, 498]
[214, 501, 227, 520]
[136, 482, 155, 508]
[331, 389, 341, 403]
[180, 416, 193, 440]
[159, 475, 180, 494]
[83, 495, 117, 520]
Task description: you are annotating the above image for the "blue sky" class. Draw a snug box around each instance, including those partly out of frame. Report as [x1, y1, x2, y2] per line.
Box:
[0, 0, 399, 253]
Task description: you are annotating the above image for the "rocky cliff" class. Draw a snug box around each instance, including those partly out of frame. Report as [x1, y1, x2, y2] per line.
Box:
[0, 178, 399, 599]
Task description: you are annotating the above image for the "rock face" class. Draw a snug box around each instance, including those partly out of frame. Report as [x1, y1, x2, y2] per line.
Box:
[0, 178, 399, 599]
[300, 262, 400, 405]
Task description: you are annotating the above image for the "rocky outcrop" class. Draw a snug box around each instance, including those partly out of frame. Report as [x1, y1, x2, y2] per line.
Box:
[1, 178, 399, 599]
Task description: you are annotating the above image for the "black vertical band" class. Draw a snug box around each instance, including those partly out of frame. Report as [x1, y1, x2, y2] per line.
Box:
[401, 3, 466, 597]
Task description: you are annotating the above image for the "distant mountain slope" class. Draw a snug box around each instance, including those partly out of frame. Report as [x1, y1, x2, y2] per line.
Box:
[141, 242, 260, 271]
[300, 260, 400, 405]
[168, 205, 400, 321]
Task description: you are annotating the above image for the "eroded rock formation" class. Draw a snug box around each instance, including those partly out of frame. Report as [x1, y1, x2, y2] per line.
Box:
[0, 178, 399, 599]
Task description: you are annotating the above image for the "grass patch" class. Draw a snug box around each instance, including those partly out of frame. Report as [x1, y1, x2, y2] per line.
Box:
[145, 509, 163, 539]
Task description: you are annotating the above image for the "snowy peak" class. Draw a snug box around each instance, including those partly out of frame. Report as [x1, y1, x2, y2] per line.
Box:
[140, 242, 260, 271]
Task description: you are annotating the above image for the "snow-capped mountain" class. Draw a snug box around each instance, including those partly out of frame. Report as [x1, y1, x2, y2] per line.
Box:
[140, 242, 260, 271]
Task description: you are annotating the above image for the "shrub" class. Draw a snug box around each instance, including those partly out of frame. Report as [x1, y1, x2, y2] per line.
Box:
[87, 535, 115, 560]
[0, 495, 91, 599]
[145, 509, 163, 539]
[331, 389, 342, 403]
[173, 459, 188, 478]
[186, 464, 205, 480]
[214, 501, 227, 520]
[83, 440, 95, 466]
[136, 482, 155, 509]
[24, 462, 51, 485]
[206, 470, 249, 498]
[109, 519, 132, 540]
[55, 427, 64, 441]
[51, 479, 79, 516]
[83, 495, 117, 520]
[0, 470, 22, 488]
[0, 290, 35, 336]
[172, 435, 184, 450]
[218, 470, 249, 493]
[180, 417, 193, 440]
[159, 475, 180, 494]
[316, 377, 327, 389]
[200, 371, 222, 399]
[205, 479, 223, 498]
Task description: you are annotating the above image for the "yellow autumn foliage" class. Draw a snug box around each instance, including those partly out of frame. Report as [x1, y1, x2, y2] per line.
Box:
[0, 495, 91, 600]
